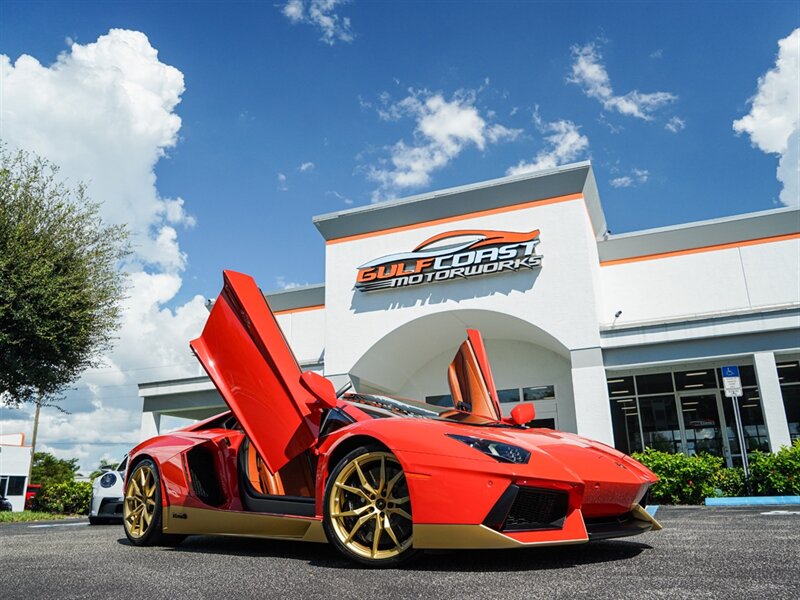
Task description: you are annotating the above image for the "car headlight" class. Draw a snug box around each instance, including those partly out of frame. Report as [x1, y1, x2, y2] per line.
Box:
[447, 434, 531, 464]
[100, 473, 117, 488]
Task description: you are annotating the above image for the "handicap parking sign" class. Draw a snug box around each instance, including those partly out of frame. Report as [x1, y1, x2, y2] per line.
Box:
[721, 365, 740, 378]
[721, 365, 742, 397]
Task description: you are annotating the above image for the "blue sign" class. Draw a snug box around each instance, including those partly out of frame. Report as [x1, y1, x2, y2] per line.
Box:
[721, 365, 740, 378]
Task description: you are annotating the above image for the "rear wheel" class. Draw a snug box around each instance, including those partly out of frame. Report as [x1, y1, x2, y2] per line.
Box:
[323, 446, 418, 567]
[123, 459, 184, 547]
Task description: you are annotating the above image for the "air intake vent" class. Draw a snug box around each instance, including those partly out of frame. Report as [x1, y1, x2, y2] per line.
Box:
[502, 486, 569, 531]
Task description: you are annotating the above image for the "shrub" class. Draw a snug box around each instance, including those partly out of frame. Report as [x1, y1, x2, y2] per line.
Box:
[710, 466, 746, 497]
[633, 448, 722, 504]
[748, 440, 800, 496]
[30, 481, 92, 514]
[633, 442, 800, 504]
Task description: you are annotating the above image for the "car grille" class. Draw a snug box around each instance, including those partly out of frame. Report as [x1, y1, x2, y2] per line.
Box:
[503, 487, 569, 531]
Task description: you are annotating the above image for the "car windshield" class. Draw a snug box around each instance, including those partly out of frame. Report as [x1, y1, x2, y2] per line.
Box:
[342, 393, 504, 426]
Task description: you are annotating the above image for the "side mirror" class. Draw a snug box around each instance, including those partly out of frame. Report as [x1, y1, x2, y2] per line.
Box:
[300, 371, 337, 410]
[510, 403, 536, 426]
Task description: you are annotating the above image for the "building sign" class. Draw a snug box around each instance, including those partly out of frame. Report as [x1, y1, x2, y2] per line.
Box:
[355, 228, 543, 292]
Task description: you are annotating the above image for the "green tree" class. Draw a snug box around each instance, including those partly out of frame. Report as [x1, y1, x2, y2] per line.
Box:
[0, 146, 130, 408]
[89, 458, 118, 481]
[30, 451, 79, 487]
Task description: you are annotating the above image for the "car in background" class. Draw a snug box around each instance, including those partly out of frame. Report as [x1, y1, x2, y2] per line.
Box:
[0, 495, 12, 512]
[25, 484, 42, 510]
[89, 456, 127, 525]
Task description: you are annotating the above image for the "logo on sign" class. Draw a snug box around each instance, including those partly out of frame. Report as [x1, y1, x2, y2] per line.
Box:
[355, 228, 543, 292]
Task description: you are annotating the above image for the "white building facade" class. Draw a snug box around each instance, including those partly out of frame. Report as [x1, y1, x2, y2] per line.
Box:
[139, 163, 800, 466]
[0, 433, 32, 511]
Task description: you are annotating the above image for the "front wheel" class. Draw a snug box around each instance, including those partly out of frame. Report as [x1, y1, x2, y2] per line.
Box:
[323, 446, 418, 567]
[123, 459, 184, 547]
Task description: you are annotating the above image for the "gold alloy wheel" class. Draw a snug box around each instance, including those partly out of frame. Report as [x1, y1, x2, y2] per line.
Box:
[124, 464, 157, 539]
[329, 451, 413, 561]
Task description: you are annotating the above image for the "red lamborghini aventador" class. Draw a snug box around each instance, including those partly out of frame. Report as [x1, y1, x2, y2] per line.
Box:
[123, 270, 661, 566]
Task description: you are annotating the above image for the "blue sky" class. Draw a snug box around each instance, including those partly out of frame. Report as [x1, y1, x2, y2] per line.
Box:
[4, 1, 798, 295]
[1, 1, 798, 469]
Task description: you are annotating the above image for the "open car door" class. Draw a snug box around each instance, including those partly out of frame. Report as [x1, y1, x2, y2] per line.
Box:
[190, 270, 321, 473]
[447, 329, 503, 421]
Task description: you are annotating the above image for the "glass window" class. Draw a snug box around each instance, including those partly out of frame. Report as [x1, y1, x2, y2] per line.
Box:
[738, 365, 757, 388]
[0, 476, 7, 496]
[522, 385, 555, 402]
[675, 369, 718, 391]
[722, 389, 770, 457]
[425, 394, 453, 407]
[607, 376, 634, 397]
[639, 395, 682, 453]
[777, 360, 800, 385]
[530, 418, 556, 429]
[610, 397, 642, 455]
[781, 385, 800, 442]
[635, 373, 673, 395]
[6, 476, 25, 496]
[497, 388, 521, 403]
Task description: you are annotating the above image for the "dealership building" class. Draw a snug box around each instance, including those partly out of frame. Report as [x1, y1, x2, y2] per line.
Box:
[139, 162, 800, 466]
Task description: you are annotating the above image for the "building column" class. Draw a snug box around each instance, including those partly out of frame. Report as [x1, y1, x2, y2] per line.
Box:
[570, 348, 614, 445]
[753, 352, 792, 452]
[139, 411, 161, 442]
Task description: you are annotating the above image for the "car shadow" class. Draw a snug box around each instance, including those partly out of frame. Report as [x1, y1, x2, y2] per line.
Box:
[116, 536, 651, 572]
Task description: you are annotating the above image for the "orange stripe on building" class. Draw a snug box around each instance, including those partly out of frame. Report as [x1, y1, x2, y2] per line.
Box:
[600, 232, 800, 266]
[325, 193, 584, 245]
[273, 304, 325, 316]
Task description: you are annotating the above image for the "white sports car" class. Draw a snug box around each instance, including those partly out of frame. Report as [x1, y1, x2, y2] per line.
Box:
[89, 456, 127, 525]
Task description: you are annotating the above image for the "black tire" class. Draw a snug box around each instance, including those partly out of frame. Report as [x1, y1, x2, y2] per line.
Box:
[123, 458, 185, 547]
[323, 444, 419, 567]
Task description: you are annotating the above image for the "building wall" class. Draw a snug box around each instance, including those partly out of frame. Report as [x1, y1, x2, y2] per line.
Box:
[599, 237, 800, 325]
[323, 197, 603, 380]
[275, 307, 326, 365]
[0, 444, 31, 512]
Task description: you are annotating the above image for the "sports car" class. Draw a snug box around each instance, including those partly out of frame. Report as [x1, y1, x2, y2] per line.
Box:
[89, 455, 127, 524]
[124, 270, 661, 566]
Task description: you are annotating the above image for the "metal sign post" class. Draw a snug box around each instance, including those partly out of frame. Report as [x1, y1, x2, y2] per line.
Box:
[721, 366, 749, 479]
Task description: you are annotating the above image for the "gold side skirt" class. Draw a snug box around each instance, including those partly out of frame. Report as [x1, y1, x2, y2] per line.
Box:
[163, 506, 327, 543]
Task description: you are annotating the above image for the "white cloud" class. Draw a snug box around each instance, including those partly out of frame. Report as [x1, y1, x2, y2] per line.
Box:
[506, 113, 589, 176]
[0, 29, 209, 470]
[298, 161, 315, 172]
[665, 116, 686, 133]
[610, 168, 649, 188]
[327, 190, 353, 205]
[275, 276, 307, 290]
[733, 28, 799, 207]
[277, 172, 288, 191]
[569, 42, 677, 120]
[368, 89, 521, 200]
[280, 0, 354, 45]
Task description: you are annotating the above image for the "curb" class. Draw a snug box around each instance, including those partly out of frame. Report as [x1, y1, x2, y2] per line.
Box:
[705, 496, 800, 506]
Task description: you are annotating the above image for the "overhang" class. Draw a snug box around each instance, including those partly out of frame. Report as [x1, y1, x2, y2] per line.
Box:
[312, 161, 606, 242]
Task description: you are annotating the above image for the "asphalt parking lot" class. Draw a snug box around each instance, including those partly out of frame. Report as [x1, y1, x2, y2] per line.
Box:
[1, 506, 798, 600]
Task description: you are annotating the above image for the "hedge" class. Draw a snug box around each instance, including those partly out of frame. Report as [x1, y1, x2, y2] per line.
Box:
[30, 481, 92, 515]
[633, 440, 800, 505]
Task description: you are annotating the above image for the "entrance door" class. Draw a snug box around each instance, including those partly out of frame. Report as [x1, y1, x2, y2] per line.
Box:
[677, 391, 732, 465]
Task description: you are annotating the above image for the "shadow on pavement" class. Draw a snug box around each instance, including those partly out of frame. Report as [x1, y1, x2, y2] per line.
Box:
[116, 535, 651, 572]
